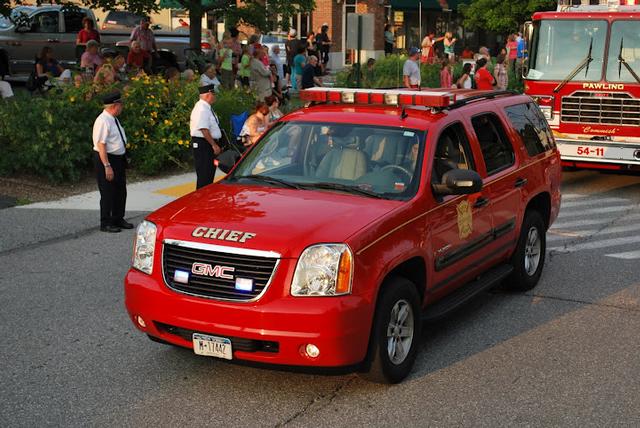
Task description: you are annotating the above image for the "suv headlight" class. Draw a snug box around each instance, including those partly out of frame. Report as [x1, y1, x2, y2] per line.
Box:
[132, 220, 157, 275]
[291, 244, 353, 296]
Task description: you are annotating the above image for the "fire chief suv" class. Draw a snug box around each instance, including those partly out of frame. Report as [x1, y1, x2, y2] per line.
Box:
[125, 88, 561, 383]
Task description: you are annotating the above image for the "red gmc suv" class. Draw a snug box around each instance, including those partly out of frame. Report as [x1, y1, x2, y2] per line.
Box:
[124, 88, 561, 383]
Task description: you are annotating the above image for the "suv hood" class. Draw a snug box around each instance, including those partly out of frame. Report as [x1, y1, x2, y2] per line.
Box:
[150, 183, 401, 258]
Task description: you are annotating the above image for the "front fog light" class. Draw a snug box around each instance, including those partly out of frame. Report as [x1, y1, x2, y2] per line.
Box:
[291, 244, 353, 296]
[132, 220, 157, 275]
[305, 344, 320, 358]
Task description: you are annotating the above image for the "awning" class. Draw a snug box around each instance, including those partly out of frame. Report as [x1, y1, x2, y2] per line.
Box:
[390, 0, 469, 10]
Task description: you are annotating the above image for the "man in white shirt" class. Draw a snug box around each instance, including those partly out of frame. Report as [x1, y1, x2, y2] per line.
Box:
[403, 47, 421, 89]
[270, 45, 285, 88]
[190, 84, 222, 189]
[92, 91, 132, 233]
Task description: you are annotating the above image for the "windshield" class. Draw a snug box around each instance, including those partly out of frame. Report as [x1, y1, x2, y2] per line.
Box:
[229, 122, 426, 200]
[606, 20, 640, 83]
[262, 35, 286, 43]
[528, 19, 607, 81]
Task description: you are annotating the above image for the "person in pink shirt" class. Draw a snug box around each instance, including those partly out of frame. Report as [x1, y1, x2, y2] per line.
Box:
[440, 59, 452, 88]
[80, 40, 104, 71]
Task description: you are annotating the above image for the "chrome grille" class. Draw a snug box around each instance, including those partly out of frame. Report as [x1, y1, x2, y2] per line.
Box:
[561, 92, 640, 126]
[162, 241, 278, 301]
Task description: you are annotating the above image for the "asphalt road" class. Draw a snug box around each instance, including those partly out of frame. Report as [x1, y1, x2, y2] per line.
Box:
[1, 170, 639, 427]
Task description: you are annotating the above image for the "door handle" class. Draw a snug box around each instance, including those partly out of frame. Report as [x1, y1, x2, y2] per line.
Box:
[47, 39, 60, 43]
[515, 177, 528, 188]
[474, 197, 490, 208]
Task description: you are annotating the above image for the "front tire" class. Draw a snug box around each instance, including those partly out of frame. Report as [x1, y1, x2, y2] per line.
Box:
[507, 210, 546, 291]
[361, 277, 421, 384]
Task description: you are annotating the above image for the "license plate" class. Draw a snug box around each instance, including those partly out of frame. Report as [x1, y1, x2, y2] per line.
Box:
[558, 143, 634, 161]
[192, 333, 232, 360]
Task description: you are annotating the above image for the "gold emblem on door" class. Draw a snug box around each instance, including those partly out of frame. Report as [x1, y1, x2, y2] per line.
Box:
[457, 200, 473, 239]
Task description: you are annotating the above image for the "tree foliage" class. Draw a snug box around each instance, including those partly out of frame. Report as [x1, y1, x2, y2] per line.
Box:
[459, 0, 556, 33]
[1, 0, 315, 50]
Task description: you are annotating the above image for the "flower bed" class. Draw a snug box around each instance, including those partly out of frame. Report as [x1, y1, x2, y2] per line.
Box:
[0, 76, 255, 182]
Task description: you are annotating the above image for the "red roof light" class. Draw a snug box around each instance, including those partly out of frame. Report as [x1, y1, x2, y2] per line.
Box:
[300, 88, 455, 108]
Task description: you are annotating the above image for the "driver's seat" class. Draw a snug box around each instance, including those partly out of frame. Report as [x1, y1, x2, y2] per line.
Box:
[315, 147, 367, 180]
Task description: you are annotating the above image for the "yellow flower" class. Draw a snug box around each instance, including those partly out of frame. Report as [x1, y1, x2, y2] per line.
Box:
[150, 94, 155, 99]
[69, 96, 75, 103]
[178, 139, 183, 145]
[162, 138, 167, 143]
[148, 101, 153, 106]
[126, 143, 131, 149]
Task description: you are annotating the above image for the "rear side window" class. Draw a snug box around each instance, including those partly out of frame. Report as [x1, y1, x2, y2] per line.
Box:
[471, 113, 515, 175]
[30, 11, 60, 33]
[504, 102, 555, 157]
[64, 11, 86, 33]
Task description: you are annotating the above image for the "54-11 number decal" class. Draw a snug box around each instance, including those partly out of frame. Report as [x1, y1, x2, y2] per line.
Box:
[577, 146, 604, 156]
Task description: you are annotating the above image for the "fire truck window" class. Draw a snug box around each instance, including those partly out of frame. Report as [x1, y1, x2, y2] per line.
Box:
[504, 103, 555, 157]
[528, 19, 606, 82]
[431, 123, 475, 184]
[471, 114, 515, 175]
[606, 21, 640, 83]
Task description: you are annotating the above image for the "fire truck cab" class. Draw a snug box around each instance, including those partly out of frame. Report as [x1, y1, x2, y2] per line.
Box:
[525, 0, 640, 170]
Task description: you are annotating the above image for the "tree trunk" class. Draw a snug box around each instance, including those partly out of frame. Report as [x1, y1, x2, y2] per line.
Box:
[190, 7, 203, 53]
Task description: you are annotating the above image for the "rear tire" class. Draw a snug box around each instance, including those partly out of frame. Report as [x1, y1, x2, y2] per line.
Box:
[360, 277, 421, 384]
[507, 210, 546, 291]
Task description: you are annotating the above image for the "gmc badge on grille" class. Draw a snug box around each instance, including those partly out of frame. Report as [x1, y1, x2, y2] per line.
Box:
[192, 227, 256, 243]
[192, 262, 235, 280]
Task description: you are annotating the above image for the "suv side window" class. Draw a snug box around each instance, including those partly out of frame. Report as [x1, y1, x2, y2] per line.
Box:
[471, 113, 515, 175]
[64, 11, 86, 33]
[30, 11, 60, 33]
[432, 122, 475, 185]
[504, 102, 556, 157]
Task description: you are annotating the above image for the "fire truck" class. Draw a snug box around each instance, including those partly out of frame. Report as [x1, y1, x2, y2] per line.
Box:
[524, 0, 640, 170]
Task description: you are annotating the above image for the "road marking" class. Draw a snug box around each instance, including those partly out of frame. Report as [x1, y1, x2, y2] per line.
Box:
[552, 212, 640, 230]
[550, 235, 640, 253]
[605, 250, 640, 260]
[557, 205, 633, 218]
[561, 193, 587, 200]
[548, 223, 640, 242]
[561, 197, 627, 209]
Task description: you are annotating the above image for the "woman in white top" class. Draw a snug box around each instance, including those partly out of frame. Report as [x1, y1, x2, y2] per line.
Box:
[200, 63, 221, 92]
[457, 63, 473, 89]
[265, 95, 283, 124]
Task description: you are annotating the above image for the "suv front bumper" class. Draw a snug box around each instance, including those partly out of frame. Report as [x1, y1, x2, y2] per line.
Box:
[124, 268, 374, 368]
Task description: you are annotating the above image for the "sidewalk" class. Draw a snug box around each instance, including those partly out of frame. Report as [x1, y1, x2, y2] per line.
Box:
[20, 171, 213, 212]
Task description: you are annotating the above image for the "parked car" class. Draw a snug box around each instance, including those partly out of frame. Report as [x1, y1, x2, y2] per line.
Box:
[0, 5, 213, 79]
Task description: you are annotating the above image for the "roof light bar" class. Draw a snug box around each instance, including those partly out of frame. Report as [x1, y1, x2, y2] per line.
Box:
[300, 88, 454, 108]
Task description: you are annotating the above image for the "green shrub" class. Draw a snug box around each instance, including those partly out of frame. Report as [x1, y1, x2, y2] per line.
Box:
[0, 76, 256, 182]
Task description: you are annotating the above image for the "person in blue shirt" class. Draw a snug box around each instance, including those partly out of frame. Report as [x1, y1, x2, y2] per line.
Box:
[292, 46, 307, 91]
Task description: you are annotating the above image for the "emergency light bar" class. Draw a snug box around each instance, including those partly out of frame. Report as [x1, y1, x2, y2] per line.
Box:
[300, 88, 456, 108]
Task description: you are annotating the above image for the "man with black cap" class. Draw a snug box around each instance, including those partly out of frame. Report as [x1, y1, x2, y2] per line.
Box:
[92, 91, 132, 233]
[190, 84, 222, 189]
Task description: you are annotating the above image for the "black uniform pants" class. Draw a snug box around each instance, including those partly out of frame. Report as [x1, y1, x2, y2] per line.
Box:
[94, 152, 127, 227]
[192, 137, 217, 189]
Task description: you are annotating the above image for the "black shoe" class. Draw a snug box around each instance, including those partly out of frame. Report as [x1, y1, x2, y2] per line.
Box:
[116, 220, 134, 229]
[100, 225, 121, 233]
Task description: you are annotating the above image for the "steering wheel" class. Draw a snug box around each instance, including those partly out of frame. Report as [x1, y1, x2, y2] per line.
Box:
[381, 164, 413, 182]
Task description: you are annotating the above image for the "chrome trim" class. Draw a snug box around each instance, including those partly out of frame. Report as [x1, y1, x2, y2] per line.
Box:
[164, 239, 281, 259]
[161, 239, 281, 303]
[560, 91, 640, 127]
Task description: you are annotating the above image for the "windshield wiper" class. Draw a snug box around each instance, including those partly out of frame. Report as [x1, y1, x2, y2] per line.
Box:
[618, 38, 640, 85]
[553, 37, 593, 93]
[299, 182, 384, 199]
[234, 174, 301, 189]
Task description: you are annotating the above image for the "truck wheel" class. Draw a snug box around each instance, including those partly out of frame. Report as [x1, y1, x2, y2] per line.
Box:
[507, 210, 546, 291]
[361, 277, 421, 384]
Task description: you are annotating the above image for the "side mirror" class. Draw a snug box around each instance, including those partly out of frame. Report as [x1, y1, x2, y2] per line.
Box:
[433, 169, 483, 196]
[522, 21, 533, 78]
